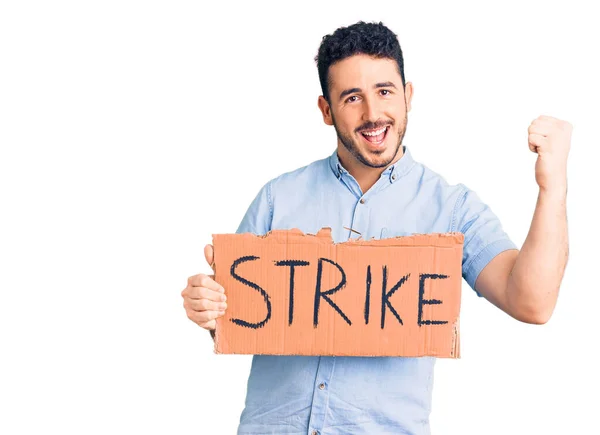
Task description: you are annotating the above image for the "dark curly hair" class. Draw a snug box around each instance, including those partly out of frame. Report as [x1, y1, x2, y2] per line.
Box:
[315, 21, 406, 103]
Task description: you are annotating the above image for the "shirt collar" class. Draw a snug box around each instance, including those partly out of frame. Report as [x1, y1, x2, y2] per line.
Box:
[328, 145, 415, 184]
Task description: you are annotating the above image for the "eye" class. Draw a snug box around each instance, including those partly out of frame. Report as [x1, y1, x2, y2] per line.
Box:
[346, 95, 359, 103]
[380, 89, 392, 96]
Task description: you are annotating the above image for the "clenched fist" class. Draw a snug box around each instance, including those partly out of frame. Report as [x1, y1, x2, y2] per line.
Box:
[181, 244, 227, 331]
[527, 115, 572, 193]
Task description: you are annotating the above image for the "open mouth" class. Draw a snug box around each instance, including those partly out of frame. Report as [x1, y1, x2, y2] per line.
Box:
[359, 126, 390, 147]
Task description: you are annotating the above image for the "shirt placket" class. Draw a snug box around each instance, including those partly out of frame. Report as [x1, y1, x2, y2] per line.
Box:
[306, 356, 336, 435]
[349, 193, 371, 240]
[342, 171, 394, 240]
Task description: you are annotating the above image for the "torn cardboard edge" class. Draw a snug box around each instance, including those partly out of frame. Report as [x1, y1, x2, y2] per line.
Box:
[212, 228, 464, 358]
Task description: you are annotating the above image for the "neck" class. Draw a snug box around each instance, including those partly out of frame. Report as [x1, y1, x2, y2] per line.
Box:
[337, 145, 405, 194]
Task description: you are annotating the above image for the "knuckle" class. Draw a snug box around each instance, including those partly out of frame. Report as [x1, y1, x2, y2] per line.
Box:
[197, 287, 208, 298]
[187, 287, 199, 298]
[198, 275, 210, 287]
[195, 318, 205, 327]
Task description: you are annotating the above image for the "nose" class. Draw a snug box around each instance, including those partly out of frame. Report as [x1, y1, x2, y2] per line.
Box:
[362, 96, 381, 123]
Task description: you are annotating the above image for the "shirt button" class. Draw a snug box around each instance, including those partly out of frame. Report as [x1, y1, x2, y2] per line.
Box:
[392, 174, 397, 180]
[359, 198, 365, 204]
[319, 383, 325, 390]
[312, 431, 318, 435]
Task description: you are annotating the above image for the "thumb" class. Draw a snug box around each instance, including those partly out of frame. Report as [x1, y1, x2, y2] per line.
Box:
[204, 244, 215, 271]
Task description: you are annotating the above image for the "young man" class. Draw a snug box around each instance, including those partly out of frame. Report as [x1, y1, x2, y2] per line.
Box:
[182, 21, 570, 435]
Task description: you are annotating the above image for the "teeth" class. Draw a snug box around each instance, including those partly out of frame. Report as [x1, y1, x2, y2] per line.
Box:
[362, 127, 387, 136]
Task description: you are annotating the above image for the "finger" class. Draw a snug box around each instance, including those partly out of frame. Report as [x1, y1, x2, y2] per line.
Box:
[185, 286, 227, 301]
[187, 274, 224, 293]
[187, 309, 225, 324]
[532, 115, 555, 124]
[528, 134, 546, 152]
[528, 123, 549, 137]
[204, 244, 215, 271]
[528, 133, 546, 146]
[199, 319, 216, 331]
[538, 114, 558, 122]
[185, 298, 228, 312]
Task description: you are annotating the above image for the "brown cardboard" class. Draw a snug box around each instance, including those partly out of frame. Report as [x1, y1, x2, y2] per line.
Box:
[212, 228, 464, 358]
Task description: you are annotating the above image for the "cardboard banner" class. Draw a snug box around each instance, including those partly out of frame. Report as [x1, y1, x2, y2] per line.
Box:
[212, 228, 464, 358]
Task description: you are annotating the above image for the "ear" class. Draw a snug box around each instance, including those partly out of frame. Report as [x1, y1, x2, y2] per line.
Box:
[317, 95, 334, 126]
[404, 82, 414, 112]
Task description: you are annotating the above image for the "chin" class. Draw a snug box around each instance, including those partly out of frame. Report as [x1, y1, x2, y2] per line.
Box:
[360, 152, 394, 168]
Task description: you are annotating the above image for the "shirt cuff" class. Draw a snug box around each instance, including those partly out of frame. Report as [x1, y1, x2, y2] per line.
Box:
[464, 238, 518, 297]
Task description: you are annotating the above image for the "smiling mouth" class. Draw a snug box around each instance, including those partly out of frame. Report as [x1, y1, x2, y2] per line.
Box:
[359, 126, 390, 146]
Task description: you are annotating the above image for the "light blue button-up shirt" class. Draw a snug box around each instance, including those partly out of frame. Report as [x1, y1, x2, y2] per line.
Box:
[234, 146, 517, 435]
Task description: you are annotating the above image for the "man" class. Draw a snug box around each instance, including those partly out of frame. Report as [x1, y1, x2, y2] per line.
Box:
[182, 21, 570, 435]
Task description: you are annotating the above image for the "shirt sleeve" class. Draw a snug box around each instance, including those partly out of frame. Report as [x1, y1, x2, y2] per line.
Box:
[235, 180, 273, 235]
[453, 184, 518, 296]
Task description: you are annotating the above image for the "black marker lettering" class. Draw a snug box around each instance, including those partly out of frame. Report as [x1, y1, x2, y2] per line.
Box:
[314, 258, 351, 327]
[364, 265, 372, 324]
[275, 260, 310, 325]
[381, 266, 409, 329]
[229, 256, 271, 329]
[418, 273, 449, 326]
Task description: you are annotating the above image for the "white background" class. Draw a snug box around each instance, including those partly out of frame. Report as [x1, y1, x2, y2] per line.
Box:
[1, 1, 598, 434]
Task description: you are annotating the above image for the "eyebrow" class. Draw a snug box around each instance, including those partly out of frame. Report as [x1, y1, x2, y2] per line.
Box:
[375, 81, 397, 90]
[339, 87, 361, 100]
[338, 82, 398, 100]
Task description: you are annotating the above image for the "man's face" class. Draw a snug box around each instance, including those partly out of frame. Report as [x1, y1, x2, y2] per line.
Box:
[318, 54, 413, 168]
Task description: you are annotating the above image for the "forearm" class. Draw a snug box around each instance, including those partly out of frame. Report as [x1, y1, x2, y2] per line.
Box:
[506, 185, 569, 323]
